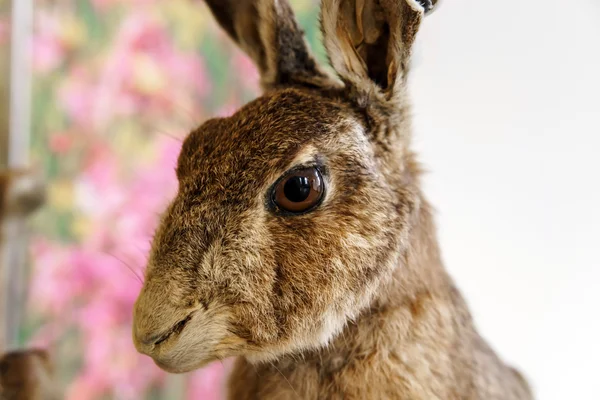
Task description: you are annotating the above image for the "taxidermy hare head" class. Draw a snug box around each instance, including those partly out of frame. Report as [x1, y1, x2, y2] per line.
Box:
[134, 0, 434, 369]
[133, 1, 531, 399]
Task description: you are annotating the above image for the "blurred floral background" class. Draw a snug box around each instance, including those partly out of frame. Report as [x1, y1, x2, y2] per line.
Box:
[5, 0, 598, 399]
[5, 0, 322, 398]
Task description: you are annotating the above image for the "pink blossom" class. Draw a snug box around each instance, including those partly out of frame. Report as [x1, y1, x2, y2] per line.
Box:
[233, 52, 260, 95]
[187, 362, 230, 400]
[29, 0, 231, 397]
[58, 67, 99, 129]
[216, 101, 241, 118]
[29, 138, 185, 398]
[92, 14, 210, 129]
[32, 11, 66, 73]
[30, 241, 81, 315]
[55, 13, 210, 132]
[48, 133, 73, 154]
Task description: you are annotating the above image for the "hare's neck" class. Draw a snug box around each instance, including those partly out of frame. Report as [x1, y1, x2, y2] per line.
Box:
[321, 197, 475, 367]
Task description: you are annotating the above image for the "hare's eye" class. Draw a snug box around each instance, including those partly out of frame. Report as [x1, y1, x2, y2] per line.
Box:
[272, 167, 324, 214]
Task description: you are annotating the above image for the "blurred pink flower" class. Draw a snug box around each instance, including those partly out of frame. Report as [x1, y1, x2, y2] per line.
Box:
[233, 52, 260, 95]
[67, 370, 104, 400]
[30, 138, 183, 398]
[29, 0, 242, 396]
[58, 67, 99, 129]
[92, 13, 210, 129]
[32, 11, 66, 73]
[30, 241, 81, 315]
[55, 13, 210, 132]
[187, 363, 229, 400]
[48, 133, 73, 154]
[216, 101, 241, 118]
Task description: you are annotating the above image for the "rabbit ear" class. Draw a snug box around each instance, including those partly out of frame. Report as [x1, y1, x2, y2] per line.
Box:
[321, 0, 435, 107]
[204, 0, 338, 90]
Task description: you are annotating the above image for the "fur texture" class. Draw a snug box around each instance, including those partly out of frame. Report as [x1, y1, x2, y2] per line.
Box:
[133, 0, 533, 399]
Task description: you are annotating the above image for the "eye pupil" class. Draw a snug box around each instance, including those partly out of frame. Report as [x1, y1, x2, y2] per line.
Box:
[272, 167, 325, 214]
[283, 177, 311, 202]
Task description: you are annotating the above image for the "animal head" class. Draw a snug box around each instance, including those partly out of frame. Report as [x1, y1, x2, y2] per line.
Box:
[133, 0, 438, 373]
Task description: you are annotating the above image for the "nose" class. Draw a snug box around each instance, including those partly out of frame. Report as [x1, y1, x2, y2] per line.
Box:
[133, 322, 162, 356]
[132, 282, 196, 355]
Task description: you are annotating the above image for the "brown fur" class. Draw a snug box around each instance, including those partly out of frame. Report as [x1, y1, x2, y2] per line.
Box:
[133, 0, 533, 399]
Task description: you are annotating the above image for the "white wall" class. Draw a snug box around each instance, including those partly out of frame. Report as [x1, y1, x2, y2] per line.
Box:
[410, 1, 600, 399]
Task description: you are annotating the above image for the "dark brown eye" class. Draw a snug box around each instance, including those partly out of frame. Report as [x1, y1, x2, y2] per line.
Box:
[272, 167, 324, 214]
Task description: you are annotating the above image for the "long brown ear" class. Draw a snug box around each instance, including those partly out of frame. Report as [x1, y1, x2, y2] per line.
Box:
[321, 0, 438, 106]
[204, 0, 339, 91]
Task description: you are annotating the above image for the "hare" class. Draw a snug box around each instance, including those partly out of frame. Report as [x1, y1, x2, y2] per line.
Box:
[133, 0, 532, 399]
[0, 170, 56, 400]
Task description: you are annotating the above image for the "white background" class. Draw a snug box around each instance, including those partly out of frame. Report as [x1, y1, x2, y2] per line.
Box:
[410, 1, 600, 399]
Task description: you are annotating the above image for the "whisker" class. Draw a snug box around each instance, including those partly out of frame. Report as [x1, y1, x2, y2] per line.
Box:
[215, 354, 226, 369]
[153, 128, 184, 142]
[133, 244, 150, 262]
[105, 252, 144, 285]
[220, 337, 302, 398]
[250, 362, 263, 383]
[270, 362, 301, 400]
[160, 97, 199, 127]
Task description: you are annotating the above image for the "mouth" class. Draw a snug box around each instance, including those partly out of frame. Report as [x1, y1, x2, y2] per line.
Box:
[153, 357, 197, 374]
[153, 353, 218, 374]
[133, 304, 239, 373]
[153, 314, 193, 347]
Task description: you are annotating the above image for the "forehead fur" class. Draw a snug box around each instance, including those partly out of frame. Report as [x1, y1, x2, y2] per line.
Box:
[177, 88, 352, 185]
